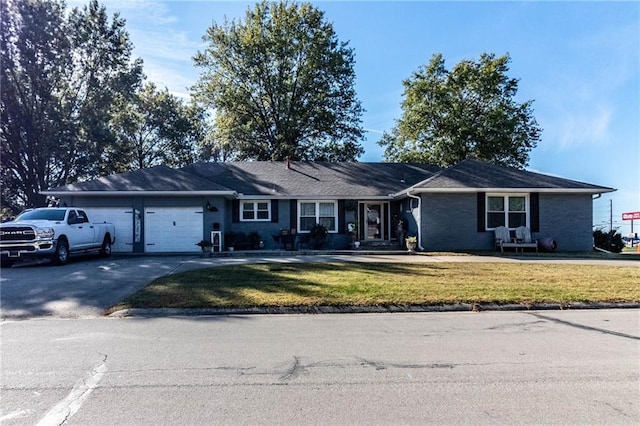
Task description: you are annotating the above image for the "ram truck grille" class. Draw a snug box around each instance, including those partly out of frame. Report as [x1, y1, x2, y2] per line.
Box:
[0, 227, 37, 242]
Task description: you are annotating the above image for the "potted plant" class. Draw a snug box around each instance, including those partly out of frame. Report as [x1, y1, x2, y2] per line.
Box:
[405, 235, 418, 252]
[347, 222, 359, 248]
[224, 232, 236, 251]
[248, 231, 261, 249]
[196, 240, 213, 257]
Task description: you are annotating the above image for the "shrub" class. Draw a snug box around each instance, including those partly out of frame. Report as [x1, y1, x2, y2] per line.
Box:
[593, 229, 624, 253]
[309, 223, 328, 249]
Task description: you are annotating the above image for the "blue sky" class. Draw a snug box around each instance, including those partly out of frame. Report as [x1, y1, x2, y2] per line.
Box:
[71, 1, 639, 235]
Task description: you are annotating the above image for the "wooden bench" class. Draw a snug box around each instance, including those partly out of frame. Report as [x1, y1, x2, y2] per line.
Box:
[495, 226, 538, 253]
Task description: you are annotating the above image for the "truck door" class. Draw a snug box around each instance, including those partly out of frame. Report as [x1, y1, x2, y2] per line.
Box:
[66, 209, 93, 249]
[76, 210, 96, 246]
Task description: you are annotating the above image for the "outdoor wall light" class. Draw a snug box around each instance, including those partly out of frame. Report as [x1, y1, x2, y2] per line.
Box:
[206, 201, 218, 212]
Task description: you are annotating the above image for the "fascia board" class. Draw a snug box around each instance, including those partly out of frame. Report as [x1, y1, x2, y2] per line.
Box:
[40, 190, 239, 197]
[42, 190, 396, 200]
[393, 187, 616, 197]
[276, 195, 394, 200]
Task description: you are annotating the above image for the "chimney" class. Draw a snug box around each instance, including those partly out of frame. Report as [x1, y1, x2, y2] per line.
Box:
[285, 156, 291, 169]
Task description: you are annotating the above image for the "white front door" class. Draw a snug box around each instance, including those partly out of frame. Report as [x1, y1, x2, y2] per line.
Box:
[144, 207, 203, 253]
[364, 203, 384, 240]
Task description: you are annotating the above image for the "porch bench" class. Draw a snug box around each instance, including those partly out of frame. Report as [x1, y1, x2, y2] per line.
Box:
[495, 226, 538, 253]
[497, 239, 539, 253]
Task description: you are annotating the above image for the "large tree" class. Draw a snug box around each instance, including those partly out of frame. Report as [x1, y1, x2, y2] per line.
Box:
[1, 0, 142, 210]
[193, 1, 364, 162]
[107, 83, 205, 172]
[379, 53, 541, 168]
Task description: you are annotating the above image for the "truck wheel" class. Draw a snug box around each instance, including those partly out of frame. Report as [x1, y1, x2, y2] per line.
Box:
[99, 236, 112, 257]
[51, 239, 69, 265]
[1, 259, 14, 268]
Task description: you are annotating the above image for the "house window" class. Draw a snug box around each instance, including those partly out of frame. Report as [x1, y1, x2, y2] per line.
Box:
[298, 201, 337, 232]
[241, 200, 271, 221]
[487, 194, 528, 229]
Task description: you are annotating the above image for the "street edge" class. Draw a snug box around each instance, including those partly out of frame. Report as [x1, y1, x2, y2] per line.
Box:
[108, 302, 640, 318]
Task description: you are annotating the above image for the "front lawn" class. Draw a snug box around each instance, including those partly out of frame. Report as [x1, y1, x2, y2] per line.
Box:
[109, 262, 640, 312]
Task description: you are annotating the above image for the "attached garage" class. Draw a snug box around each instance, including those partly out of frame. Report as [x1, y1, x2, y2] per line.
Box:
[144, 207, 203, 253]
[84, 208, 134, 253]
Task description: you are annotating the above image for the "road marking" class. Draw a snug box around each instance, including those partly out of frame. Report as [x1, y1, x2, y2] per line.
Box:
[0, 410, 31, 422]
[36, 355, 107, 426]
[529, 313, 640, 340]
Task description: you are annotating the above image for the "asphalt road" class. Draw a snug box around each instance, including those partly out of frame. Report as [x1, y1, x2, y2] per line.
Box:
[2, 253, 638, 319]
[1, 310, 639, 425]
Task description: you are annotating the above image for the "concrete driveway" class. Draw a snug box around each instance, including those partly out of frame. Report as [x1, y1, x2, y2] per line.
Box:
[0, 255, 191, 319]
[1, 252, 638, 319]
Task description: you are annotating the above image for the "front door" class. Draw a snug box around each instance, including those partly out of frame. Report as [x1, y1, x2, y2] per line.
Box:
[364, 203, 384, 240]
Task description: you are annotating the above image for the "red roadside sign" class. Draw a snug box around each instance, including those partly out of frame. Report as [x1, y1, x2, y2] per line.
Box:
[622, 211, 640, 220]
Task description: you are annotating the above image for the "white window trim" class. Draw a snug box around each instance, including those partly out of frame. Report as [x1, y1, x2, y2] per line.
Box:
[297, 200, 338, 233]
[486, 193, 529, 230]
[240, 200, 271, 222]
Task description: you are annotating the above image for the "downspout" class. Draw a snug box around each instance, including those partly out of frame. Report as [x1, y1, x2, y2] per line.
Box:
[406, 190, 425, 251]
[591, 193, 602, 250]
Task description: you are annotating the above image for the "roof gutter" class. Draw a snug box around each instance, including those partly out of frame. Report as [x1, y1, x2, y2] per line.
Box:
[40, 190, 238, 197]
[397, 187, 616, 195]
[406, 189, 425, 251]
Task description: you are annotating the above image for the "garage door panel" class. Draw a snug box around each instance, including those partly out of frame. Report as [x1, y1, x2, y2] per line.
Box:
[83, 208, 133, 253]
[144, 208, 203, 253]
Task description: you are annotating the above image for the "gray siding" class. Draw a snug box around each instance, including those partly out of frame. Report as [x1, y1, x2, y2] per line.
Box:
[421, 193, 493, 251]
[225, 199, 294, 250]
[59, 192, 596, 252]
[59, 195, 225, 253]
[537, 193, 593, 251]
[421, 192, 595, 252]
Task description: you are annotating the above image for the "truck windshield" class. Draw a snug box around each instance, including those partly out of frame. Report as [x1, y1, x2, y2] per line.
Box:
[17, 209, 67, 221]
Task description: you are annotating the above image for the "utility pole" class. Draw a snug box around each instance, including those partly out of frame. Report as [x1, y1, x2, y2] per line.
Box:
[609, 199, 613, 232]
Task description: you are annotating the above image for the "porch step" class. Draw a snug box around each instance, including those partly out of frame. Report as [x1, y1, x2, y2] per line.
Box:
[358, 240, 404, 250]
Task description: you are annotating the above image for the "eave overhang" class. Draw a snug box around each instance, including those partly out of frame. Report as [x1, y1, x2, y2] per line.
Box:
[41, 190, 239, 198]
[391, 187, 616, 198]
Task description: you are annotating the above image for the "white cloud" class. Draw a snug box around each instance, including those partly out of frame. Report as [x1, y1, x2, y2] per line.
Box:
[65, 1, 206, 99]
[547, 103, 613, 150]
[532, 18, 638, 152]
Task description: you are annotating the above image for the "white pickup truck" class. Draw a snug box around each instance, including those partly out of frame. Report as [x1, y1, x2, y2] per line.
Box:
[0, 207, 116, 267]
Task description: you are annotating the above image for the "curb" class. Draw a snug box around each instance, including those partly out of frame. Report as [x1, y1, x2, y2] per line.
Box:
[108, 302, 640, 318]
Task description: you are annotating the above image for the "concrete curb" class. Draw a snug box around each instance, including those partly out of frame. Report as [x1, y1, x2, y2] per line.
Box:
[109, 302, 640, 318]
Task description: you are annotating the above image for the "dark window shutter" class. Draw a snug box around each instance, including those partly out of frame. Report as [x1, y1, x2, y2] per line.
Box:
[384, 203, 391, 240]
[271, 200, 279, 223]
[289, 200, 297, 231]
[232, 200, 239, 223]
[338, 200, 346, 234]
[359, 203, 365, 237]
[477, 192, 486, 232]
[530, 193, 540, 232]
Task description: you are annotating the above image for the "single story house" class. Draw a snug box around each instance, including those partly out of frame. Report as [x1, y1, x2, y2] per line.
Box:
[42, 159, 614, 253]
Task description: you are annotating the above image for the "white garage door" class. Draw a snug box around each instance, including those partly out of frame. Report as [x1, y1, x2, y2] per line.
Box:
[144, 207, 203, 253]
[83, 208, 133, 253]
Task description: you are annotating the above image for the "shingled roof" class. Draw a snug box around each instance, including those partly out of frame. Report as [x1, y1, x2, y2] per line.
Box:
[43, 159, 614, 197]
[45, 165, 233, 194]
[180, 161, 442, 198]
[407, 159, 614, 193]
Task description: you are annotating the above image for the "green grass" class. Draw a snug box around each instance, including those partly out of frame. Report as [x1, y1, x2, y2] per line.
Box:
[109, 262, 640, 312]
[622, 246, 640, 254]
